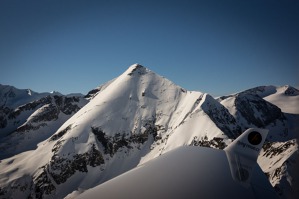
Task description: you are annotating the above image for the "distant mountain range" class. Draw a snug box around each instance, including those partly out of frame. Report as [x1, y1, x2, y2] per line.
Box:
[0, 64, 298, 199]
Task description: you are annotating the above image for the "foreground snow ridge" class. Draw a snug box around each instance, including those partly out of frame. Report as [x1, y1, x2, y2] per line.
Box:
[0, 64, 298, 199]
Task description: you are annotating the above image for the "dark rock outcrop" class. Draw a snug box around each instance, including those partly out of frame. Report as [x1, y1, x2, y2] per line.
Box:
[235, 93, 285, 127]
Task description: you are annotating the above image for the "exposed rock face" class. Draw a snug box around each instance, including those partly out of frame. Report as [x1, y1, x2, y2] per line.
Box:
[201, 94, 241, 139]
[190, 136, 228, 149]
[33, 166, 56, 198]
[49, 124, 72, 142]
[235, 93, 284, 127]
[91, 123, 157, 156]
[280, 85, 299, 96]
[259, 139, 299, 198]
[49, 144, 105, 185]
[0, 114, 7, 128]
[84, 88, 101, 99]
[127, 64, 147, 76]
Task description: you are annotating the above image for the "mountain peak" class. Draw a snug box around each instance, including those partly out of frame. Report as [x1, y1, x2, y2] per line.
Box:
[126, 63, 148, 76]
[282, 85, 299, 96]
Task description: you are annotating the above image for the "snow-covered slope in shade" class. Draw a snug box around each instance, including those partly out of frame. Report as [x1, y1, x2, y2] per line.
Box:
[219, 85, 297, 141]
[0, 84, 64, 110]
[219, 85, 299, 198]
[77, 145, 278, 199]
[258, 140, 299, 198]
[257, 85, 299, 198]
[0, 84, 61, 137]
[0, 88, 88, 159]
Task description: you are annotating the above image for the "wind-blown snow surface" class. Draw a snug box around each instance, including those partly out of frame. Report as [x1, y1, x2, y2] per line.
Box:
[0, 65, 298, 199]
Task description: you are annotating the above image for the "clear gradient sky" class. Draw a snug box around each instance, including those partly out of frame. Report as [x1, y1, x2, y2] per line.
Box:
[1, 0, 298, 96]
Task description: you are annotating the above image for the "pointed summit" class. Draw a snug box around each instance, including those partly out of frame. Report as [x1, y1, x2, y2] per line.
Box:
[126, 63, 148, 76]
[282, 85, 299, 96]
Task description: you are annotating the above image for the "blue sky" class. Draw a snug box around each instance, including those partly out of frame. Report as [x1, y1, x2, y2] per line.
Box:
[1, 0, 298, 96]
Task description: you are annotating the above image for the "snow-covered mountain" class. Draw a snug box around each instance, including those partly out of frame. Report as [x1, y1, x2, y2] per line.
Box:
[0, 84, 58, 137]
[0, 85, 88, 159]
[0, 64, 298, 199]
[218, 85, 299, 198]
